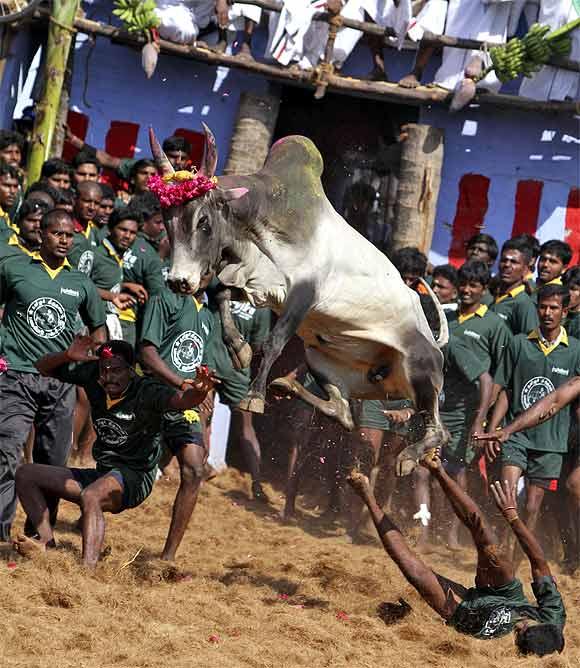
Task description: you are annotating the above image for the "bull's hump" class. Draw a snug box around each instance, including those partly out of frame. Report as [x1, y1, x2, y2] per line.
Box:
[266, 136, 324, 179]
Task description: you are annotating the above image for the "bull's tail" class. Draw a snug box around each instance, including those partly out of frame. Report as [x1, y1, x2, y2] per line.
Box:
[417, 277, 449, 349]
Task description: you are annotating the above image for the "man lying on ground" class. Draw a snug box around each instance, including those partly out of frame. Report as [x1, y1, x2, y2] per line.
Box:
[13, 337, 216, 569]
[347, 449, 565, 656]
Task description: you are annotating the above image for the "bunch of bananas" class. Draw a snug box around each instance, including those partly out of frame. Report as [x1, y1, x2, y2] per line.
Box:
[485, 18, 579, 84]
[113, 0, 160, 33]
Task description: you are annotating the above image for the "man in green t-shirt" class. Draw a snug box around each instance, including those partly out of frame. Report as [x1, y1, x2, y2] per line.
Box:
[0, 199, 48, 262]
[563, 267, 580, 340]
[348, 451, 566, 656]
[139, 279, 216, 561]
[68, 181, 103, 275]
[14, 337, 216, 569]
[485, 285, 580, 550]
[131, 192, 170, 281]
[490, 239, 538, 335]
[0, 162, 20, 237]
[0, 209, 106, 542]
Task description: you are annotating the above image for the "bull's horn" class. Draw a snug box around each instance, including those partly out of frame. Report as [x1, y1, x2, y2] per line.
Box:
[199, 122, 218, 178]
[148, 126, 175, 178]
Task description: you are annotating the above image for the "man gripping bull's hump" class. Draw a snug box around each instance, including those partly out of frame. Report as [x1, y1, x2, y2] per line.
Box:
[146, 125, 449, 471]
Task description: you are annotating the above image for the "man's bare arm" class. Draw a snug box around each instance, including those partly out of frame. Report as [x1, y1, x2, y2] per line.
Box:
[140, 342, 186, 390]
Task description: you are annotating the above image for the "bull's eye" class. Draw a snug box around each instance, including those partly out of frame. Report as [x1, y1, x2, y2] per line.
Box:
[197, 215, 211, 236]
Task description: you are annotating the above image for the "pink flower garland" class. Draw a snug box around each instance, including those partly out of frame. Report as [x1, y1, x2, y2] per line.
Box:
[147, 173, 217, 208]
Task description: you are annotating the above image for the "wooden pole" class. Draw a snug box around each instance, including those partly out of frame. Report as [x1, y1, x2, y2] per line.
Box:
[27, 0, 79, 183]
[224, 90, 281, 175]
[50, 33, 76, 157]
[391, 124, 444, 254]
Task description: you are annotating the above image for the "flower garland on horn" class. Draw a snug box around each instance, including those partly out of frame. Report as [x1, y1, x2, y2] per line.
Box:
[147, 170, 218, 208]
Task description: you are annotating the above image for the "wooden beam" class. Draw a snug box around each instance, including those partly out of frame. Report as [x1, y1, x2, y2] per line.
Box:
[34, 11, 580, 114]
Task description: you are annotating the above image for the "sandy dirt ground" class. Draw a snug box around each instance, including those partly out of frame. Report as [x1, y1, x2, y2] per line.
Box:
[1, 467, 579, 668]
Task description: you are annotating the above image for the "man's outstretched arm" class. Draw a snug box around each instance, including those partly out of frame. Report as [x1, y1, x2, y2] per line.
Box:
[491, 480, 551, 580]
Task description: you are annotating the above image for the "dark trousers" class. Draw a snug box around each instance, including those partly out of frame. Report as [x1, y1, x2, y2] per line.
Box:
[0, 370, 75, 541]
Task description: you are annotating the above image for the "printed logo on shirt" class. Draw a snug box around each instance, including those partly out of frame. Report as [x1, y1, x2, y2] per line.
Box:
[123, 249, 137, 270]
[230, 301, 256, 321]
[521, 376, 556, 410]
[171, 330, 204, 372]
[60, 287, 79, 297]
[552, 367, 569, 376]
[497, 313, 507, 321]
[202, 323, 210, 336]
[479, 606, 513, 638]
[114, 412, 135, 421]
[94, 417, 128, 447]
[26, 297, 66, 339]
[77, 249, 94, 274]
[463, 330, 481, 340]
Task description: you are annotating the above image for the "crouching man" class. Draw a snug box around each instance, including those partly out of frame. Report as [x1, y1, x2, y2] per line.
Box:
[348, 449, 566, 657]
[13, 336, 216, 569]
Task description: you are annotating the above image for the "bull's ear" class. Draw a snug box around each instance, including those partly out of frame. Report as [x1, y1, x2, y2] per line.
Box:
[223, 187, 249, 201]
[200, 123, 218, 178]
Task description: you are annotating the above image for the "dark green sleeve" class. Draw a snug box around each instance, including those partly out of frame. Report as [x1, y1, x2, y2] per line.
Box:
[139, 294, 168, 348]
[250, 308, 271, 349]
[493, 336, 519, 388]
[514, 297, 539, 336]
[140, 248, 165, 297]
[488, 320, 512, 377]
[79, 278, 107, 331]
[117, 158, 136, 181]
[0, 260, 7, 304]
[54, 360, 99, 386]
[140, 379, 177, 413]
[531, 576, 566, 627]
[447, 334, 487, 384]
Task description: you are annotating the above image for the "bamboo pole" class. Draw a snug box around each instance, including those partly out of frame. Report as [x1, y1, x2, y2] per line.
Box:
[33, 11, 580, 115]
[27, 0, 79, 183]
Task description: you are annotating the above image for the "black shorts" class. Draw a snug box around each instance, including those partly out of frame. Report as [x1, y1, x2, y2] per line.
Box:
[161, 410, 204, 454]
[70, 466, 154, 511]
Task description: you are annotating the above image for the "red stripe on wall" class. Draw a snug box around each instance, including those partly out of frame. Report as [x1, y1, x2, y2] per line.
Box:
[564, 188, 580, 265]
[62, 110, 89, 163]
[173, 128, 205, 168]
[448, 174, 491, 268]
[510, 180, 543, 238]
[102, 121, 140, 189]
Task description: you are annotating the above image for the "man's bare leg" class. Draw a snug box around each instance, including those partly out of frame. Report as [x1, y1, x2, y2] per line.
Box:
[237, 19, 256, 60]
[500, 464, 524, 558]
[399, 46, 436, 88]
[282, 404, 313, 521]
[447, 467, 468, 551]
[161, 443, 206, 561]
[15, 464, 83, 554]
[348, 427, 382, 539]
[234, 409, 267, 501]
[80, 475, 124, 569]
[564, 465, 580, 572]
[347, 469, 458, 619]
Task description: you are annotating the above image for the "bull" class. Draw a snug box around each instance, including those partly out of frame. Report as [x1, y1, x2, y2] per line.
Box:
[149, 126, 449, 471]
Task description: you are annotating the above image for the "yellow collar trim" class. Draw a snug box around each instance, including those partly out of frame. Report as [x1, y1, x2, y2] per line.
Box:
[31, 253, 71, 279]
[458, 304, 488, 324]
[8, 234, 35, 257]
[103, 238, 124, 268]
[106, 393, 126, 409]
[81, 221, 96, 239]
[192, 296, 203, 312]
[546, 277, 563, 286]
[528, 327, 569, 356]
[495, 283, 526, 305]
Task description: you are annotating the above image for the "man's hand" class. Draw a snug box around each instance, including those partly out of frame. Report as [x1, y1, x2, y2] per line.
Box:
[122, 283, 149, 304]
[64, 124, 83, 150]
[184, 366, 219, 395]
[490, 480, 519, 523]
[326, 0, 343, 13]
[216, 0, 229, 28]
[66, 335, 99, 363]
[112, 293, 136, 310]
[473, 429, 509, 463]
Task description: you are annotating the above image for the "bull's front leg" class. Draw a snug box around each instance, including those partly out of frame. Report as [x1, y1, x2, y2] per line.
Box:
[238, 282, 315, 414]
[215, 287, 253, 370]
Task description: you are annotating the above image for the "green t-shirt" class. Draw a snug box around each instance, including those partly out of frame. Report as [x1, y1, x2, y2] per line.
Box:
[494, 330, 580, 453]
[137, 231, 170, 282]
[0, 233, 35, 265]
[68, 222, 101, 275]
[450, 576, 565, 639]
[0, 255, 106, 373]
[56, 361, 176, 474]
[121, 236, 165, 324]
[490, 285, 538, 336]
[441, 332, 489, 415]
[90, 239, 126, 316]
[139, 289, 216, 379]
[565, 310, 580, 340]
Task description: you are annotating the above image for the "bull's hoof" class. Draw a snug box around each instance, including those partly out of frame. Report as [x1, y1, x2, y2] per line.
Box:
[226, 340, 253, 371]
[269, 376, 298, 399]
[238, 393, 265, 414]
[395, 458, 417, 477]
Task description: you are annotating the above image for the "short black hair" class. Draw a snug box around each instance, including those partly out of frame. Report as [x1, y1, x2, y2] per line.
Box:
[97, 340, 135, 367]
[40, 208, 73, 230]
[129, 159, 156, 179]
[512, 233, 541, 260]
[433, 264, 459, 287]
[515, 624, 564, 657]
[17, 198, 50, 224]
[99, 183, 115, 201]
[0, 130, 25, 151]
[25, 181, 61, 202]
[131, 191, 161, 220]
[162, 135, 191, 155]
[54, 188, 75, 206]
[501, 238, 533, 265]
[537, 284, 570, 309]
[0, 161, 19, 180]
[40, 158, 73, 180]
[72, 148, 101, 171]
[391, 246, 428, 278]
[540, 239, 572, 267]
[458, 260, 491, 286]
[108, 205, 142, 230]
[563, 266, 580, 289]
[466, 233, 498, 262]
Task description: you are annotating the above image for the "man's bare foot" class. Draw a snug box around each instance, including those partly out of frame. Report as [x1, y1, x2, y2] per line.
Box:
[279, 508, 298, 524]
[346, 470, 372, 498]
[13, 534, 47, 558]
[364, 66, 388, 82]
[236, 43, 254, 61]
[251, 481, 269, 502]
[399, 73, 421, 89]
[419, 447, 442, 472]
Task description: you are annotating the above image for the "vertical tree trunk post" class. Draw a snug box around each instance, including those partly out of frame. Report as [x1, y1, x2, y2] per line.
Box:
[223, 90, 281, 176]
[50, 37, 76, 157]
[391, 124, 445, 255]
[27, 0, 79, 183]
